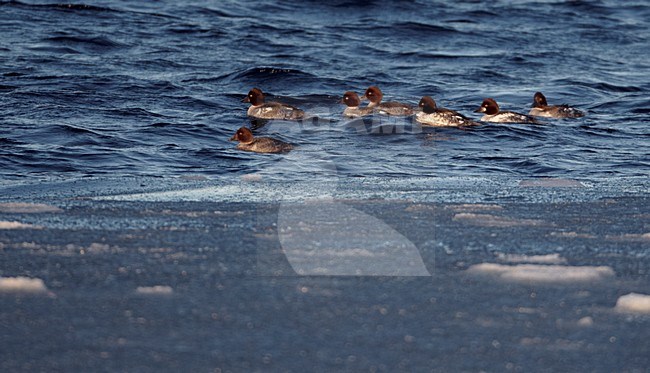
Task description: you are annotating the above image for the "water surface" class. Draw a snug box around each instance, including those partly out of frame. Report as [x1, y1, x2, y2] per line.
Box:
[1, 0, 648, 187]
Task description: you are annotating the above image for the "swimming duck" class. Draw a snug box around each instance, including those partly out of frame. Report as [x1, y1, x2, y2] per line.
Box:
[242, 88, 305, 120]
[362, 86, 414, 116]
[342, 91, 375, 118]
[416, 96, 479, 127]
[229, 127, 292, 154]
[529, 92, 585, 118]
[474, 98, 540, 124]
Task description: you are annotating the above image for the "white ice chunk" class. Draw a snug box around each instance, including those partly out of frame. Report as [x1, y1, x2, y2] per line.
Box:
[135, 286, 173, 295]
[496, 253, 567, 264]
[444, 204, 504, 212]
[0, 221, 41, 229]
[0, 277, 49, 293]
[0, 203, 62, 213]
[466, 263, 614, 283]
[577, 316, 594, 327]
[519, 178, 584, 187]
[615, 293, 650, 314]
[452, 213, 545, 227]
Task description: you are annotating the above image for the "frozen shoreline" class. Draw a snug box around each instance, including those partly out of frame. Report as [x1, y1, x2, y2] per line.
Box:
[0, 176, 648, 371]
[0, 174, 648, 204]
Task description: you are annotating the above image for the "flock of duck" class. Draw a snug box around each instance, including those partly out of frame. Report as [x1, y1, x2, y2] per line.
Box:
[231, 86, 585, 153]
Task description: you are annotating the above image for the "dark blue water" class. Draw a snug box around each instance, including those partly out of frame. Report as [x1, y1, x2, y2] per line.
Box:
[1, 0, 649, 184]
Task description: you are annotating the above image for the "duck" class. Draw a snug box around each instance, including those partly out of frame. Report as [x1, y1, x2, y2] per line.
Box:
[474, 98, 540, 124]
[242, 88, 305, 120]
[416, 96, 479, 127]
[362, 86, 414, 116]
[229, 127, 293, 154]
[342, 91, 375, 118]
[529, 92, 585, 118]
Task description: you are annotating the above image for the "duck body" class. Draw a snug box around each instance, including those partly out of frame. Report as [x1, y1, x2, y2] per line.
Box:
[475, 98, 540, 124]
[247, 103, 305, 120]
[243, 88, 305, 120]
[479, 111, 540, 124]
[363, 86, 413, 116]
[416, 96, 479, 127]
[343, 106, 375, 118]
[529, 92, 584, 118]
[375, 102, 414, 116]
[342, 91, 375, 118]
[230, 127, 292, 154]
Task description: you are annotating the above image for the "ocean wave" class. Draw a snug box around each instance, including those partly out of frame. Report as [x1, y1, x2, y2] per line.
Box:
[0, 1, 116, 12]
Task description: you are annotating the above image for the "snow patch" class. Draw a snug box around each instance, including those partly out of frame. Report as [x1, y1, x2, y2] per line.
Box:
[577, 316, 594, 327]
[444, 204, 504, 212]
[496, 253, 567, 264]
[606, 233, 650, 242]
[241, 174, 263, 182]
[519, 178, 584, 188]
[549, 231, 596, 239]
[0, 203, 62, 213]
[452, 213, 546, 227]
[95, 185, 316, 202]
[135, 286, 173, 295]
[0, 221, 41, 229]
[615, 293, 650, 314]
[466, 263, 614, 283]
[0, 277, 49, 293]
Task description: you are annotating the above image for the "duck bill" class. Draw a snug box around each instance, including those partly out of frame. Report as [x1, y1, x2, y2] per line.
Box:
[229, 134, 238, 141]
[473, 107, 485, 113]
[241, 96, 250, 103]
